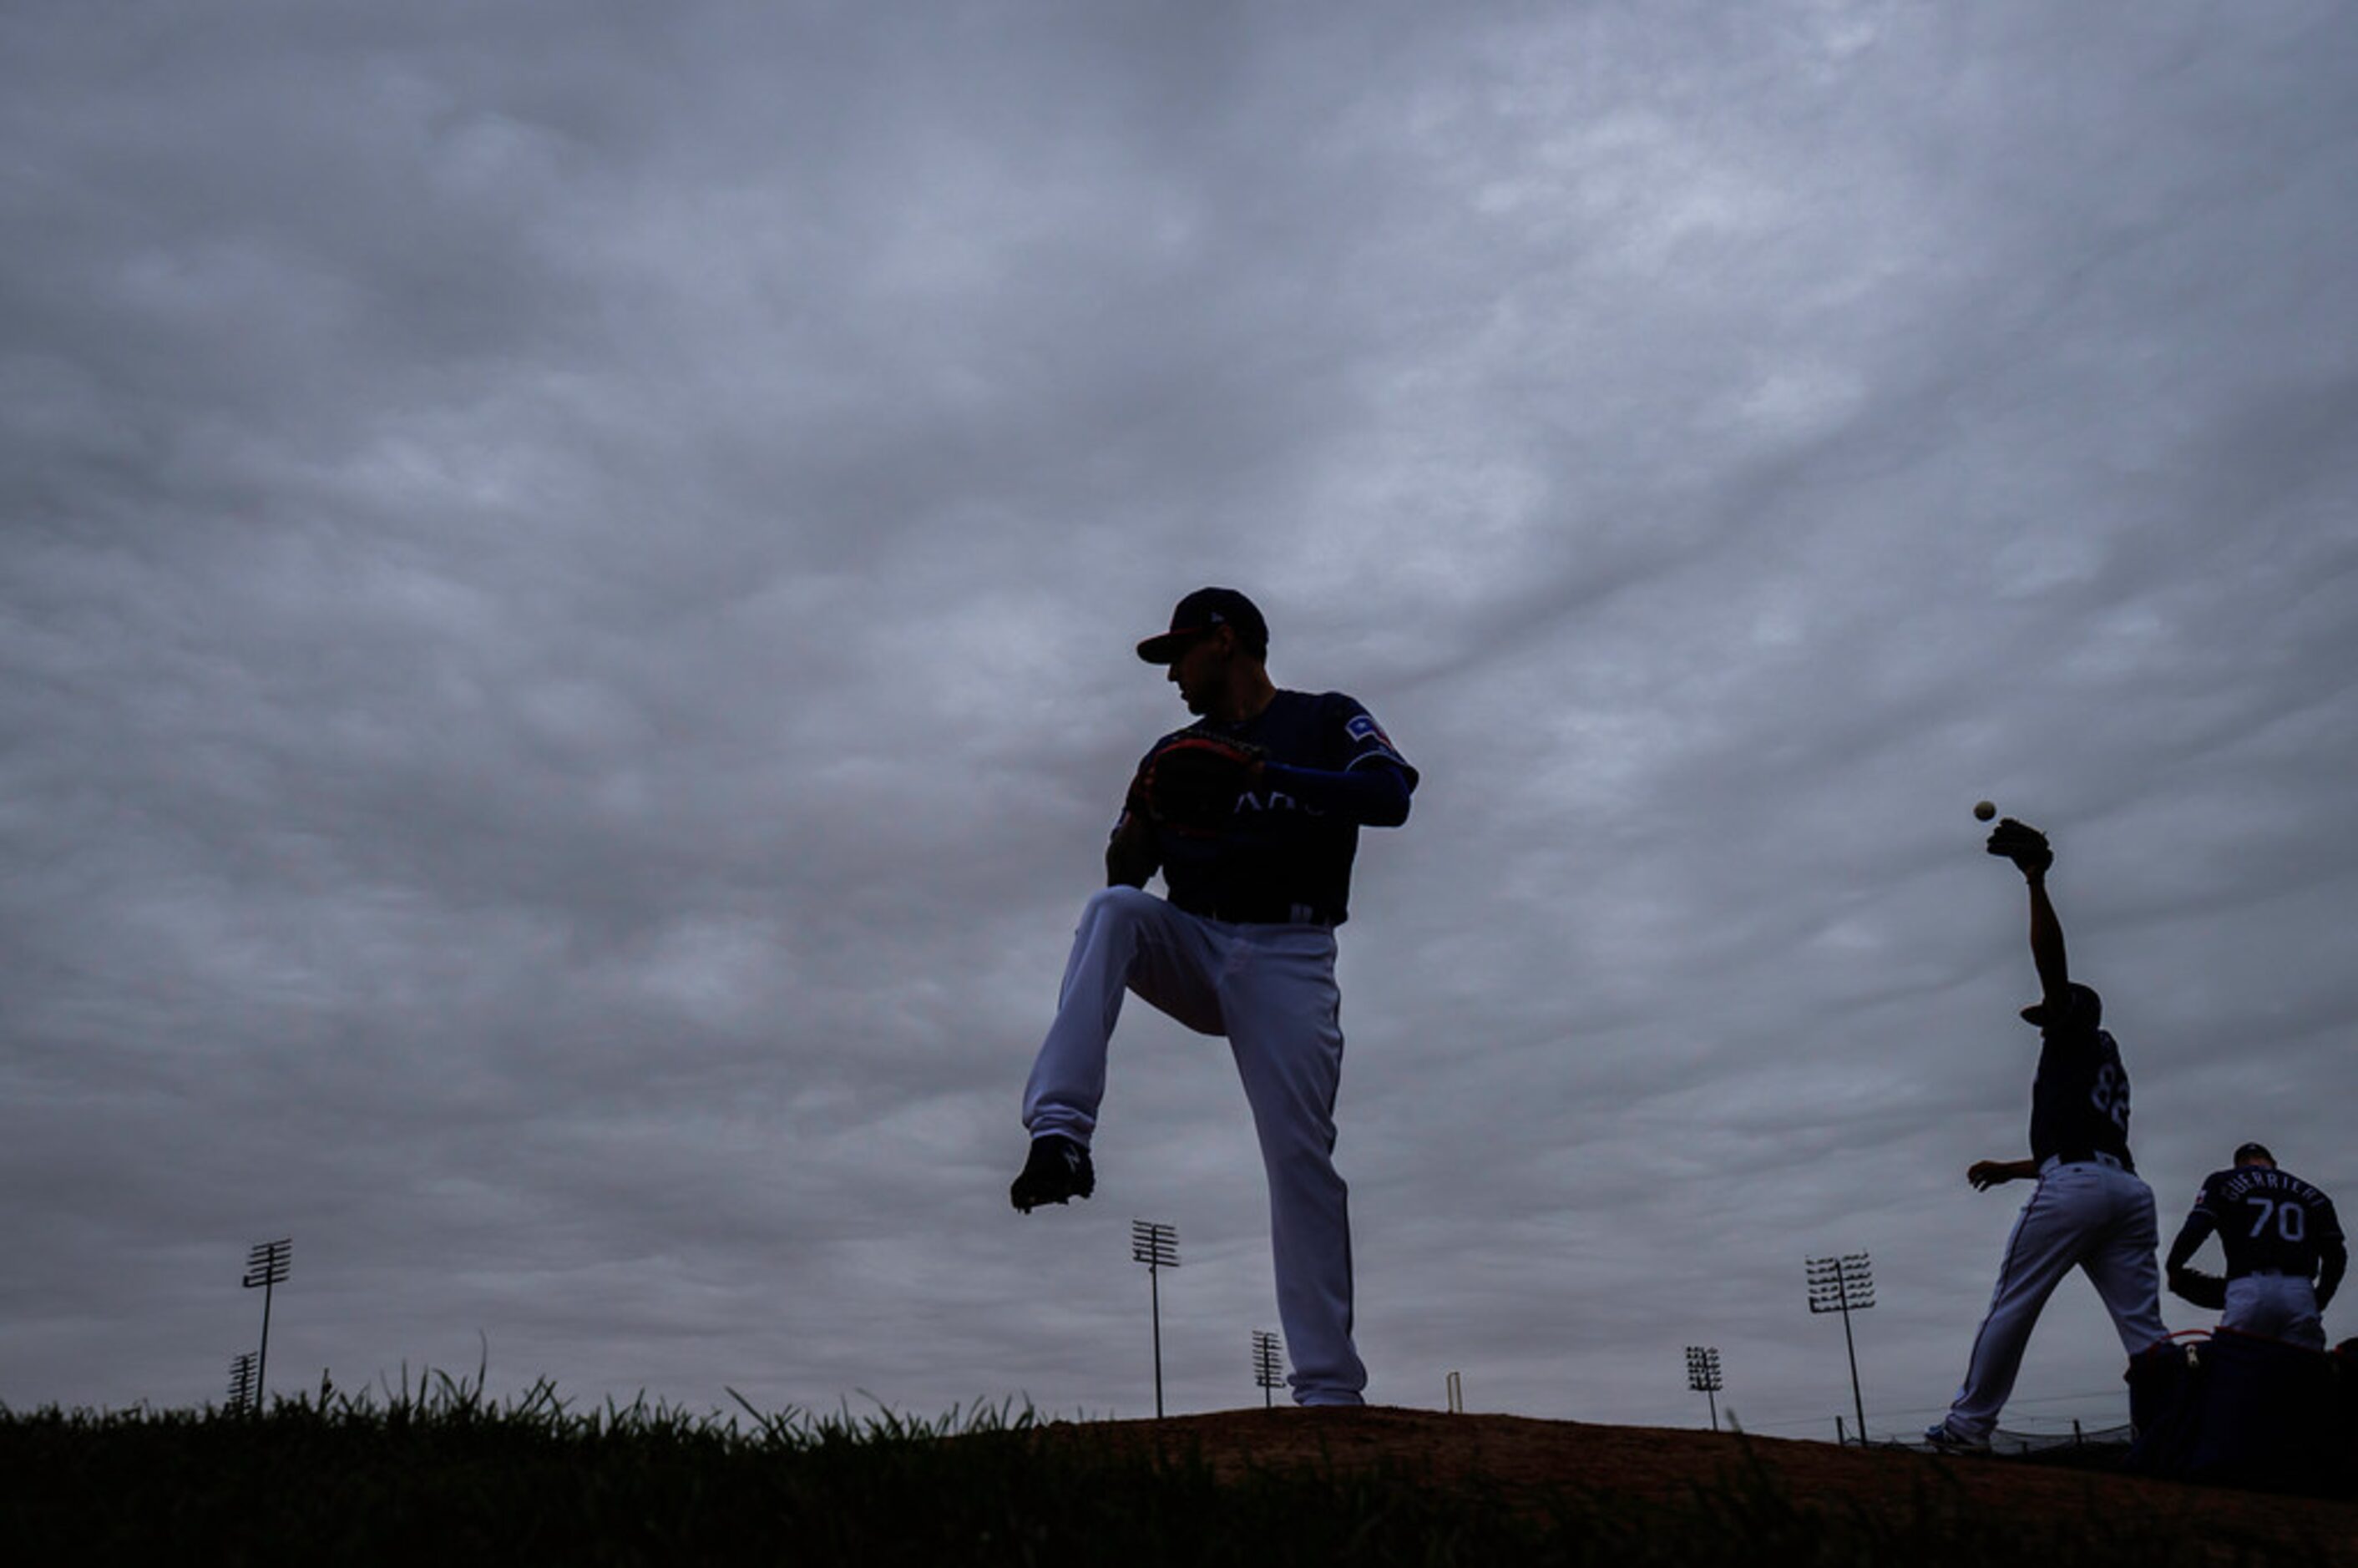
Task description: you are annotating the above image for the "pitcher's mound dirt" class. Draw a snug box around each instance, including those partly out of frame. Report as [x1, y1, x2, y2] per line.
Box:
[1041, 1405, 2358, 1558]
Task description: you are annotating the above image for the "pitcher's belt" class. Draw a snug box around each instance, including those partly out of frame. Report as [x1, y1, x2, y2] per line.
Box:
[1171, 894, 1339, 928]
[2039, 1150, 2131, 1176]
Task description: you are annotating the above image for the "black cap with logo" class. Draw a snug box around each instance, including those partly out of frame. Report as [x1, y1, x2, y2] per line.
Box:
[1136, 587, 1268, 664]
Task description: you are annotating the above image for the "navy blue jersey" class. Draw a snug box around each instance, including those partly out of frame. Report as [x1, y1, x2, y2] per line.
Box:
[2173, 1166, 2345, 1281]
[2027, 1004, 2134, 1171]
[1129, 690, 1415, 925]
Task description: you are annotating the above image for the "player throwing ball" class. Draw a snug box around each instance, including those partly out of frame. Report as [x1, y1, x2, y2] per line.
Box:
[1009, 587, 1417, 1409]
[1925, 818, 2170, 1454]
[2165, 1141, 2345, 1350]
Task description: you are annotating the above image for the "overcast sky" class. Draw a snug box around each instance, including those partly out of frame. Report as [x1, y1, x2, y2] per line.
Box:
[5, 0, 2355, 1443]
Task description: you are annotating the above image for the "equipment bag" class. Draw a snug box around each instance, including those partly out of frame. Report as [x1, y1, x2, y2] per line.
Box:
[2123, 1328, 2345, 1495]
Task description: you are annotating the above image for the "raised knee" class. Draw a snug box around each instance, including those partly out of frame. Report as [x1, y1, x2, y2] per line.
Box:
[1081, 885, 1162, 926]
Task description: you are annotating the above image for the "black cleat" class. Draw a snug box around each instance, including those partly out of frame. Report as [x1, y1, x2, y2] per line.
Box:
[1010, 1135, 1096, 1213]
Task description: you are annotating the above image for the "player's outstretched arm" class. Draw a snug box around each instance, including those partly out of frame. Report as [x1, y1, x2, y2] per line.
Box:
[2023, 876, 2072, 1009]
[1968, 1158, 2039, 1191]
[1987, 819, 2067, 1004]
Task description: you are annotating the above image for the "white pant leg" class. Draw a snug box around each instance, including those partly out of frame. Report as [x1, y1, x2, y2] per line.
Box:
[1020, 894, 1365, 1406]
[2223, 1276, 2325, 1350]
[2081, 1168, 2169, 1355]
[1215, 923, 1363, 1406]
[1021, 888, 1226, 1144]
[1944, 1166, 2107, 1440]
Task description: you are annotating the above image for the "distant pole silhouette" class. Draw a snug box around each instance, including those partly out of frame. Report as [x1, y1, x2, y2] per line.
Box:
[242, 1237, 292, 1410]
[1131, 1221, 1179, 1418]
[1252, 1330, 1284, 1408]
[1806, 1252, 1875, 1444]
[1684, 1345, 1723, 1432]
[225, 1351, 258, 1417]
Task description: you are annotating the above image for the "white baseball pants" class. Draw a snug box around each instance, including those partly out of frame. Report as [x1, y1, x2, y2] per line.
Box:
[2221, 1275, 2326, 1351]
[1022, 886, 1364, 1407]
[1941, 1156, 2169, 1442]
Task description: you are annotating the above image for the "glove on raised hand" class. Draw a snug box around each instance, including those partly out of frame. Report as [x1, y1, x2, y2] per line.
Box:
[1986, 817, 2054, 877]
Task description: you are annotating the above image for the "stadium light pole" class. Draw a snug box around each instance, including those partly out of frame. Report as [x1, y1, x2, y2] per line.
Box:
[1252, 1330, 1284, 1409]
[226, 1351, 258, 1418]
[242, 1237, 292, 1410]
[1684, 1345, 1723, 1432]
[1131, 1220, 1180, 1419]
[1806, 1252, 1875, 1444]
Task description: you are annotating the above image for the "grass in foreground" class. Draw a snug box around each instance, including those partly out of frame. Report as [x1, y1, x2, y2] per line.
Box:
[0, 1370, 2320, 1565]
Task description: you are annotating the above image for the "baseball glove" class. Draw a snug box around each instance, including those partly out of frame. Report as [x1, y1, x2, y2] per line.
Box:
[1136, 733, 1263, 832]
[1986, 817, 2054, 876]
[2168, 1266, 2228, 1311]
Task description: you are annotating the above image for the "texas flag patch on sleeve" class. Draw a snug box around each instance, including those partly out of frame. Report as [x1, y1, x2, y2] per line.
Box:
[1341, 709, 1416, 787]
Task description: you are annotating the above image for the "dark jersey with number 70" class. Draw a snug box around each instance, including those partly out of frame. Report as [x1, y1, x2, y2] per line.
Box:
[2028, 1016, 2134, 1172]
[2173, 1165, 2346, 1282]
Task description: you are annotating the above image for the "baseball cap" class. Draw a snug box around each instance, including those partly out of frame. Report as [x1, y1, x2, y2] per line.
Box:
[2020, 982, 2102, 1030]
[1136, 587, 1268, 664]
[2234, 1141, 2275, 1166]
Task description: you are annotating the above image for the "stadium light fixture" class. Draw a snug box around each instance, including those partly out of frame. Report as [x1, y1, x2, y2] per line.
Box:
[1252, 1329, 1284, 1409]
[1806, 1252, 1875, 1444]
[1684, 1344, 1723, 1432]
[225, 1351, 259, 1417]
[241, 1237, 292, 1411]
[1131, 1220, 1180, 1419]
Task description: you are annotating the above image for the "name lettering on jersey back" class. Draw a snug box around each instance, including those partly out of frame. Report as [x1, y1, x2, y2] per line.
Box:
[1237, 790, 1323, 817]
[2215, 1168, 2315, 1204]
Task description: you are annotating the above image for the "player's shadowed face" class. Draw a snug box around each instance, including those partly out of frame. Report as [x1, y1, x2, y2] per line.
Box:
[1166, 630, 1230, 715]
